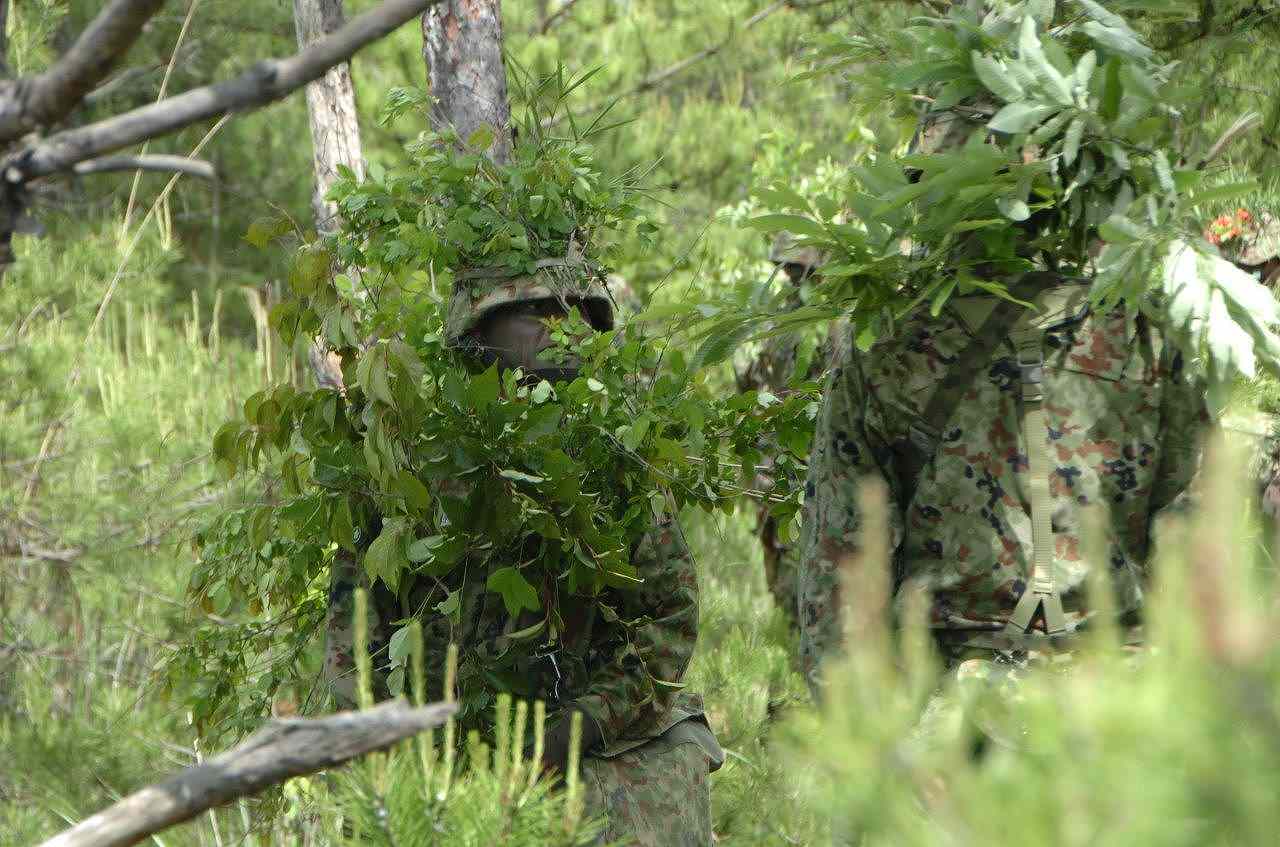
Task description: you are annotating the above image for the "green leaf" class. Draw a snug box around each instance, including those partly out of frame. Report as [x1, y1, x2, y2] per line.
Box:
[1099, 215, 1149, 244]
[389, 626, 411, 667]
[1080, 21, 1154, 62]
[330, 499, 356, 552]
[692, 318, 753, 370]
[486, 566, 541, 616]
[745, 214, 828, 240]
[435, 590, 461, 623]
[407, 535, 444, 563]
[530, 380, 553, 404]
[621, 415, 651, 451]
[754, 184, 810, 211]
[499, 469, 546, 484]
[466, 124, 496, 151]
[1018, 16, 1073, 106]
[997, 197, 1032, 222]
[972, 52, 1024, 102]
[1062, 117, 1085, 166]
[1074, 50, 1098, 91]
[1153, 150, 1174, 194]
[522, 405, 563, 441]
[368, 353, 395, 408]
[395, 470, 431, 512]
[468, 363, 500, 411]
[988, 102, 1061, 134]
[1100, 57, 1123, 122]
[1192, 181, 1259, 207]
[364, 524, 407, 591]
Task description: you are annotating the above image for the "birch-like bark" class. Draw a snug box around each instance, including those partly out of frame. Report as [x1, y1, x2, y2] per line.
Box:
[422, 0, 512, 163]
[293, 0, 366, 234]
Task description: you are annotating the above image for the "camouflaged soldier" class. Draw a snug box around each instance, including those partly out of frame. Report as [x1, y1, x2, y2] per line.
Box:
[332, 266, 723, 847]
[736, 233, 833, 623]
[797, 105, 1211, 695]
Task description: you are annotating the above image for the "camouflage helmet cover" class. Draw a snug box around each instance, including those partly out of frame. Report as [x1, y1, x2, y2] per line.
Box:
[909, 97, 998, 157]
[768, 231, 824, 270]
[1207, 210, 1280, 267]
[444, 262, 615, 347]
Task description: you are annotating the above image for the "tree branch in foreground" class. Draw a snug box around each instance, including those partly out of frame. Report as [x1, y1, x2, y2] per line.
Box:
[39, 699, 456, 847]
[8, 0, 441, 181]
[72, 154, 217, 180]
[0, 0, 166, 144]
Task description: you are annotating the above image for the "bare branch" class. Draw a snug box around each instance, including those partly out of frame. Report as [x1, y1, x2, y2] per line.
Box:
[0, 0, 166, 144]
[39, 700, 456, 847]
[1198, 111, 1262, 169]
[538, 0, 583, 34]
[8, 0, 441, 182]
[627, 1, 787, 97]
[72, 154, 216, 180]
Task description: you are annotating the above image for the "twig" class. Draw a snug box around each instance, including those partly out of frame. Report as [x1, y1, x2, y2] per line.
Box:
[1197, 111, 1261, 169]
[73, 154, 217, 180]
[623, 1, 786, 99]
[7, 0, 441, 181]
[0, 0, 167, 143]
[39, 700, 456, 847]
[122, 0, 205, 236]
[538, 0, 582, 34]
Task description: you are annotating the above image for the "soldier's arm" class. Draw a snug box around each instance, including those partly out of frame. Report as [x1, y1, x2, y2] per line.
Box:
[1148, 347, 1211, 521]
[797, 346, 899, 696]
[569, 517, 698, 749]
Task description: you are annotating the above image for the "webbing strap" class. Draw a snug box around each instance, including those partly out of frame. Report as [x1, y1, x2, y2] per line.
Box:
[1006, 331, 1067, 635]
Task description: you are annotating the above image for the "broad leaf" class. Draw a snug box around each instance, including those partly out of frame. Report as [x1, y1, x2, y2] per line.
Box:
[486, 566, 541, 616]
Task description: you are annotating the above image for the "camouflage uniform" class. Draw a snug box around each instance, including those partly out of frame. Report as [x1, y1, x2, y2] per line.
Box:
[326, 269, 722, 846]
[736, 233, 835, 623]
[798, 283, 1210, 692]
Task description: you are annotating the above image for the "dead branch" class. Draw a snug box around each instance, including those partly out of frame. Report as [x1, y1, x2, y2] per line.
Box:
[7, 0, 441, 181]
[0, 0, 166, 144]
[39, 699, 456, 847]
[626, 1, 787, 98]
[73, 154, 216, 180]
[538, 0, 583, 34]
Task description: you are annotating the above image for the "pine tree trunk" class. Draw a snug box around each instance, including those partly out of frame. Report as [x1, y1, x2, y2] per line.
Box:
[422, 0, 512, 164]
[293, 0, 366, 235]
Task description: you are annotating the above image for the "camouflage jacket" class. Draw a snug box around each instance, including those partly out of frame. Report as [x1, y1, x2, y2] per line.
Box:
[367, 514, 700, 753]
[798, 286, 1209, 683]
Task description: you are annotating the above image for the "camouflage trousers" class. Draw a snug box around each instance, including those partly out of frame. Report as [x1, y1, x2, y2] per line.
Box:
[324, 549, 363, 710]
[757, 507, 799, 628]
[581, 717, 722, 847]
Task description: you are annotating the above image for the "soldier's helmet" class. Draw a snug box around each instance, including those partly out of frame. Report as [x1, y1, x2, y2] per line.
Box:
[444, 261, 615, 350]
[768, 231, 824, 272]
[1207, 209, 1280, 269]
[909, 95, 1000, 157]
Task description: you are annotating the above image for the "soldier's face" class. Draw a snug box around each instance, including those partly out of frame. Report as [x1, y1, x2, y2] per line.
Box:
[472, 300, 589, 382]
[783, 262, 816, 286]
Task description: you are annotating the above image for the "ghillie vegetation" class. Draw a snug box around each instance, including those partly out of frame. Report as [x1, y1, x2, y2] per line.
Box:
[5, 1, 1280, 845]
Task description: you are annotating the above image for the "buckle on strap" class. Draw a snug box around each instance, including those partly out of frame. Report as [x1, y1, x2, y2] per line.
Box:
[1014, 337, 1044, 404]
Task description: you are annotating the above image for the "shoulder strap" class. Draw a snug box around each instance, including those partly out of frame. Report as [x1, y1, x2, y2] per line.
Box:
[895, 272, 1057, 503]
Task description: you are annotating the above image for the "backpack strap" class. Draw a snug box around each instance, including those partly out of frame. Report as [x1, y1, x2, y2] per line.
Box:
[1004, 327, 1068, 635]
[894, 272, 1057, 506]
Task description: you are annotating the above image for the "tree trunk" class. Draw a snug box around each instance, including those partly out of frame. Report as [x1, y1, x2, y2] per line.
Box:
[293, 0, 366, 234]
[422, 0, 512, 164]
